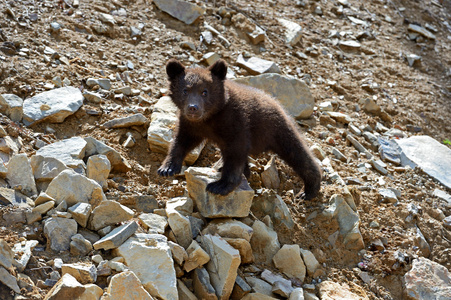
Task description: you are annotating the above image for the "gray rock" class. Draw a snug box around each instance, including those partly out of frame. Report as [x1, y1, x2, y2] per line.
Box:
[153, 0, 205, 25]
[62, 263, 97, 284]
[322, 193, 364, 250]
[184, 240, 210, 272]
[138, 213, 168, 234]
[112, 234, 178, 300]
[88, 200, 134, 231]
[236, 54, 281, 75]
[78, 229, 100, 245]
[93, 221, 138, 250]
[433, 189, 451, 204]
[331, 147, 347, 162]
[68, 202, 92, 227]
[86, 154, 110, 191]
[250, 220, 280, 265]
[6, 153, 37, 196]
[2, 209, 27, 224]
[0, 187, 34, 208]
[84, 136, 131, 173]
[414, 225, 431, 258]
[83, 91, 103, 103]
[247, 26, 266, 45]
[147, 96, 204, 165]
[201, 234, 241, 300]
[166, 197, 193, 248]
[185, 167, 254, 218]
[346, 134, 372, 159]
[86, 78, 111, 90]
[406, 53, 421, 67]
[408, 24, 436, 40]
[44, 273, 85, 300]
[396, 136, 451, 189]
[378, 137, 401, 165]
[70, 234, 93, 256]
[22, 87, 83, 126]
[102, 113, 149, 129]
[370, 158, 388, 175]
[0, 266, 21, 293]
[0, 239, 14, 269]
[261, 156, 280, 189]
[0, 94, 23, 122]
[378, 189, 398, 204]
[168, 241, 187, 266]
[252, 189, 294, 230]
[324, 111, 353, 124]
[261, 269, 293, 297]
[289, 288, 305, 300]
[45, 169, 106, 207]
[403, 257, 451, 299]
[231, 275, 252, 299]
[339, 40, 361, 50]
[31, 155, 69, 182]
[202, 219, 253, 241]
[177, 279, 197, 300]
[193, 267, 217, 300]
[0, 136, 20, 155]
[278, 18, 302, 46]
[35, 136, 87, 172]
[44, 217, 78, 251]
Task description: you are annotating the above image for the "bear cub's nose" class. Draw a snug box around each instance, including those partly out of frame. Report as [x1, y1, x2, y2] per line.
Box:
[188, 104, 198, 112]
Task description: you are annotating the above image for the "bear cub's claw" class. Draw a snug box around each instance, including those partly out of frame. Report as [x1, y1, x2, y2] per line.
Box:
[206, 180, 236, 196]
[157, 162, 181, 177]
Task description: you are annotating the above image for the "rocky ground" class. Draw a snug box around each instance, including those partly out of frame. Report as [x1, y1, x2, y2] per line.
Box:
[0, 0, 451, 299]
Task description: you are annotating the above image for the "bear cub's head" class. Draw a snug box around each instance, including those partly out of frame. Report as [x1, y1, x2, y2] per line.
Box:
[166, 59, 228, 122]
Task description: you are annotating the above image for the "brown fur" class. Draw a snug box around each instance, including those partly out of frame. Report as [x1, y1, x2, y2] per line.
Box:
[158, 59, 322, 199]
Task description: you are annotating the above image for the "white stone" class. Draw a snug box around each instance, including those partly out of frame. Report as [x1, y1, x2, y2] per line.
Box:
[234, 73, 314, 119]
[404, 257, 451, 299]
[153, 0, 206, 25]
[86, 154, 111, 191]
[261, 156, 280, 189]
[88, 200, 134, 231]
[6, 153, 37, 197]
[112, 234, 178, 300]
[273, 244, 306, 282]
[84, 137, 131, 173]
[202, 219, 253, 242]
[396, 136, 451, 189]
[201, 234, 241, 300]
[102, 113, 148, 129]
[185, 167, 254, 218]
[93, 221, 138, 250]
[103, 271, 153, 300]
[236, 55, 281, 75]
[35, 137, 87, 172]
[68, 203, 92, 227]
[31, 155, 69, 182]
[23, 86, 84, 126]
[138, 213, 168, 234]
[168, 241, 188, 266]
[278, 18, 302, 46]
[0, 94, 23, 122]
[70, 234, 93, 256]
[46, 169, 106, 207]
[0, 266, 20, 293]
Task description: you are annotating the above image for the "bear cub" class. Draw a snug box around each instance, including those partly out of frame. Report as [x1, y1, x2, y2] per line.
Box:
[158, 59, 322, 200]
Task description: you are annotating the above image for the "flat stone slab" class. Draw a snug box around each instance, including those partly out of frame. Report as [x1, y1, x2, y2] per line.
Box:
[396, 136, 451, 189]
[234, 73, 314, 119]
[84, 137, 131, 172]
[23, 87, 84, 126]
[236, 55, 281, 75]
[153, 0, 206, 25]
[93, 221, 138, 250]
[102, 113, 149, 129]
[0, 94, 23, 122]
[35, 137, 87, 172]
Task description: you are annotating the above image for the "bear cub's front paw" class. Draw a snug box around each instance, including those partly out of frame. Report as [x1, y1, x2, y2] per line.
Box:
[157, 162, 182, 177]
[206, 179, 237, 196]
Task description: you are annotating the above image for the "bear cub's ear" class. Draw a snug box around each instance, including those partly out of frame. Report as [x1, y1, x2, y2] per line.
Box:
[166, 59, 185, 80]
[209, 59, 227, 80]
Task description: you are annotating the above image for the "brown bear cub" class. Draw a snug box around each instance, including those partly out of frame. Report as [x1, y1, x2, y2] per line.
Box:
[158, 59, 322, 200]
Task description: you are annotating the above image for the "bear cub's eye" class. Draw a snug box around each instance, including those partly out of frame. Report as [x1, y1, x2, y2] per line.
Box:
[202, 90, 208, 97]
[183, 88, 188, 95]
